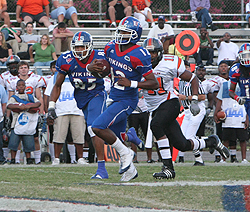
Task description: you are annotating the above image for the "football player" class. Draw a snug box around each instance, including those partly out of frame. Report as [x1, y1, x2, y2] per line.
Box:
[91, 16, 159, 181]
[8, 61, 44, 164]
[0, 55, 21, 161]
[48, 31, 110, 179]
[229, 43, 250, 116]
[141, 37, 230, 179]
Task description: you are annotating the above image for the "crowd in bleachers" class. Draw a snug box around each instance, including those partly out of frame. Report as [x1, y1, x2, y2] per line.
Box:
[0, 0, 249, 171]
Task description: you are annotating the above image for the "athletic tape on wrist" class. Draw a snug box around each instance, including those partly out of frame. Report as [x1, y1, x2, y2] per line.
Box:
[192, 95, 198, 101]
[48, 101, 56, 109]
[130, 80, 138, 88]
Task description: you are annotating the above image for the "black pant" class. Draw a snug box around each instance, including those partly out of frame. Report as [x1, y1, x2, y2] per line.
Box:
[151, 98, 192, 152]
[193, 48, 214, 65]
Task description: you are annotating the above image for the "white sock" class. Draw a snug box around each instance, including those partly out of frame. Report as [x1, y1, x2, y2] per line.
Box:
[49, 143, 55, 162]
[192, 137, 206, 150]
[230, 149, 236, 155]
[3, 148, 9, 159]
[111, 138, 129, 156]
[34, 150, 41, 164]
[15, 150, 21, 163]
[83, 151, 88, 158]
[157, 138, 171, 159]
[179, 151, 185, 157]
[195, 156, 203, 163]
[67, 144, 76, 163]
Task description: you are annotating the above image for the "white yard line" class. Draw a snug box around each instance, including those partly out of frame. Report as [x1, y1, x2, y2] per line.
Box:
[0, 197, 182, 212]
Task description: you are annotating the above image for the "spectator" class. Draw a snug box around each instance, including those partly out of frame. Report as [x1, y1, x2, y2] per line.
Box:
[29, 34, 57, 76]
[52, 22, 73, 57]
[132, 0, 155, 28]
[51, 0, 79, 28]
[16, 0, 56, 33]
[0, 0, 10, 27]
[216, 32, 239, 66]
[246, 1, 250, 27]
[45, 72, 87, 165]
[0, 24, 28, 55]
[7, 79, 41, 164]
[190, 0, 218, 31]
[8, 61, 45, 165]
[0, 83, 7, 165]
[106, 0, 132, 28]
[21, 22, 40, 45]
[147, 16, 174, 53]
[208, 60, 229, 162]
[0, 31, 12, 66]
[214, 80, 249, 164]
[19, 22, 41, 60]
[193, 27, 214, 66]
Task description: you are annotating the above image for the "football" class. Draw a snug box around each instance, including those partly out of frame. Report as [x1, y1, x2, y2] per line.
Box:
[91, 59, 111, 78]
[27, 103, 40, 113]
[10, 103, 23, 113]
[216, 110, 226, 121]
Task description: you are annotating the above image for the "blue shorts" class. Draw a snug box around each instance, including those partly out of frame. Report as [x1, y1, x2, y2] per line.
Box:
[246, 14, 250, 21]
[82, 91, 107, 127]
[92, 100, 134, 141]
[51, 6, 77, 20]
[8, 130, 35, 152]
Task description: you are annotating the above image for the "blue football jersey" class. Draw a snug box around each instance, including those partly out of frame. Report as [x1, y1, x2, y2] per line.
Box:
[56, 50, 105, 109]
[104, 41, 152, 108]
[229, 63, 250, 100]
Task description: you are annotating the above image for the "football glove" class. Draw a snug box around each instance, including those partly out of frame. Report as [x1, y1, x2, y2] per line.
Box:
[4, 117, 11, 130]
[47, 108, 57, 120]
[235, 96, 246, 105]
[190, 99, 200, 116]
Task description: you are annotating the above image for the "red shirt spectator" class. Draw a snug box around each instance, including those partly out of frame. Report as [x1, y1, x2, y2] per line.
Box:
[16, 0, 49, 16]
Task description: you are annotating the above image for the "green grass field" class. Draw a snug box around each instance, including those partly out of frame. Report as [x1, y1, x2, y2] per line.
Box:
[1, 162, 250, 211]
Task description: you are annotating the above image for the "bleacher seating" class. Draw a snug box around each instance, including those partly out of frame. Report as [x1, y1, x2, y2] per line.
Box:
[2, 11, 249, 76]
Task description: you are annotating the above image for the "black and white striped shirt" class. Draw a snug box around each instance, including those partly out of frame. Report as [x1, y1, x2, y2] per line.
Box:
[179, 80, 205, 108]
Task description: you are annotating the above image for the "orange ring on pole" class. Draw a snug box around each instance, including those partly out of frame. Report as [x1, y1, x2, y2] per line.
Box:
[175, 30, 200, 56]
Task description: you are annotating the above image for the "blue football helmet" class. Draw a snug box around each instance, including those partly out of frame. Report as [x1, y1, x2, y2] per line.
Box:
[71, 31, 93, 60]
[115, 16, 142, 45]
[238, 43, 250, 67]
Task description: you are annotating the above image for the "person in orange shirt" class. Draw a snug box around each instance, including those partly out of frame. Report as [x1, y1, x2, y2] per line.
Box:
[16, 0, 56, 33]
[132, 0, 155, 28]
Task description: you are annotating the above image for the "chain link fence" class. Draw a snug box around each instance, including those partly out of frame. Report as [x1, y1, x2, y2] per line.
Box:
[6, 0, 249, 19]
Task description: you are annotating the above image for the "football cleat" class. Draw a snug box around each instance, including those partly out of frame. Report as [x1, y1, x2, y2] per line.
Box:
[120, 162, 138, 182]
[193, 161, 205, 166]
[77, 158, 89, 165]
[153, 166, 175, 180]
[241, 159, 249, 164]
[178, 156, 184, 163]
[214, 155, 221, 163]
[230, 155, 239, 163]
[52, 158, 60, 165]
[207, 135, 230, 159]
[91, 173, 109, 179]
[119, 149, 135, 174]
[127, 127, 145, 151]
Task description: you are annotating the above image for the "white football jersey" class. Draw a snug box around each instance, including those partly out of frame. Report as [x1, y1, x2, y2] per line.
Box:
[143, 55, 185, 112]
[201, 79, 215, 95]
[208, 75, 228, 92]
[8, 74, 43, 95]
[41, 75, 52, 88]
